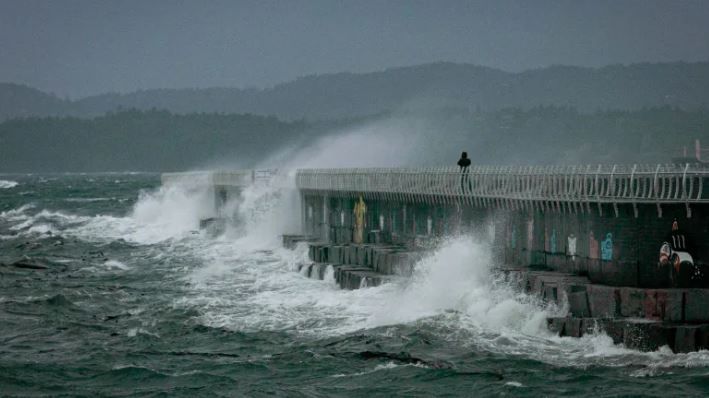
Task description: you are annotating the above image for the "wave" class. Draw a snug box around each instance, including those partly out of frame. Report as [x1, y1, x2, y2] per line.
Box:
[0, 182, 216, 245]
[0, 179, 18, 189]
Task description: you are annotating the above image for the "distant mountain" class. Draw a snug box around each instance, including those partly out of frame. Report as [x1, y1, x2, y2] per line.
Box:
[2, 106, 705, 172]
[0, 83, 70, 120]
[2, 62, 709, 121]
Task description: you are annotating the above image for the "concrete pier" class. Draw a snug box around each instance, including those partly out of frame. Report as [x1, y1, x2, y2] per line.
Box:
[166, 164, 709, 352]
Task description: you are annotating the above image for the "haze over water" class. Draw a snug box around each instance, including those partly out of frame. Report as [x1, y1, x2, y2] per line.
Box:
[1, 174, 709, 396]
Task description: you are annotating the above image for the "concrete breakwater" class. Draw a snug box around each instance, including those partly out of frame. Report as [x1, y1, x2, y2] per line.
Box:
[283, 235, 423, 289]
[164, 165, 709, 352]
[285, 235, 709, 353]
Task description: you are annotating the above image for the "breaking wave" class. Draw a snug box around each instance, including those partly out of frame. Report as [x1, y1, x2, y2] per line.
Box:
[0, 179, 18, 189]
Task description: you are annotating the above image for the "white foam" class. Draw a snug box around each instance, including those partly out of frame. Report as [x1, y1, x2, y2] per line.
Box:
[0, 180, 18, 189]
[104, 260, 130, 270]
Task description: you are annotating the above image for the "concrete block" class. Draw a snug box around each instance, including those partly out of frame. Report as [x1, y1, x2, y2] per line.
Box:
[581, 318, 600, 335]
[546, 317, 566, 335]
[587, 259, 603, 284]
[365, 246, 374, 267]
[674, 325, 699, 353]
[619, 288, 645, 318]
[643, 289, 683, 322]
[529, 274, 545, 296]
[356, 246, 366, 265]
[385, 252, 395, 274]
[543, 285, 559, 304]
[623, 320, 672, 351]
[586, 285, 619, 318]
[347, 246, 356, 265]
[696, 325, 709, 350]
[684, 290, 709, 322]
[597, 319, 625, 344]
[329, 246, 339, 264]
[395, 253, 415, 276]
[564, 318, 583, 337]
[567, 290, 591, 317]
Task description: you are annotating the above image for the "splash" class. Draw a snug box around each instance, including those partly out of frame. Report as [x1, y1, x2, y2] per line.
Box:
[366, 237, 553, 333]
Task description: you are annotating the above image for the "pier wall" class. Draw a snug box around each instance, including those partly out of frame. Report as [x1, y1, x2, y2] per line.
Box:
[301, 194, 709, 288]
[297, 165, 709, 289]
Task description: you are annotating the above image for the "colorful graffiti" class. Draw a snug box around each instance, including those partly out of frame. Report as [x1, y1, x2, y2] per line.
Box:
[353, 196, 367, 244]
[567, 234, 577, 259]
[659, 219, 701, 287]
[601, 233, 613, 261]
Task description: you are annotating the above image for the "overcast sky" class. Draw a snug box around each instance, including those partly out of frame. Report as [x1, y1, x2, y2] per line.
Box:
[2, 0, 708, 98]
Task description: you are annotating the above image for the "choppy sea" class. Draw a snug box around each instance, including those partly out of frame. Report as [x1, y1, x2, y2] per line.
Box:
[2, 174, 709, 397]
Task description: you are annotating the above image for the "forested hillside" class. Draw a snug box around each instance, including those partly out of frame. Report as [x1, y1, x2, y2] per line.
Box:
[2, 62, 709, 121]
[1, 107, 705, 172]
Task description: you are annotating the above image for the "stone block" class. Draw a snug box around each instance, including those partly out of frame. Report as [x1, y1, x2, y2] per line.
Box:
[543, 285, 559, 304]
[684, 290, 709, 322]
[376, 252, 390, 274]
[623, 320, 672, 351]
[586, 285, 619, 318]
[546, 317, 566, 335]
[347, 246, 356, 265]
[696, 325, 709, 350]
[587, 259, 603, 284]
[365, 246, 374, 267]
[619, 288, 645, 318]
[567, 290, 591, 317]
[356, 246, 366, 265]
[596, 319, 625, 344]
[643, 289, 683, 322]
[564, 318, 583, 337]
[581, 318, 600, 335]
[674, 325, 699, 353]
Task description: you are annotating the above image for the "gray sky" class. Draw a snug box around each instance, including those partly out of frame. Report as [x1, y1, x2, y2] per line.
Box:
[2, 0, 708, 98]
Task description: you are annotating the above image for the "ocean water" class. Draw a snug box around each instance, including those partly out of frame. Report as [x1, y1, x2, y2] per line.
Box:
[2, 174, 709, 397]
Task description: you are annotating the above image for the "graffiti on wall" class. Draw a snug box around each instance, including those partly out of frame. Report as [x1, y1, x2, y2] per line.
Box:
[601, 233, 613, 261]
[659, 219, 702, 287]
[353, 196, 367, 244]
[567, 234, 577, 259]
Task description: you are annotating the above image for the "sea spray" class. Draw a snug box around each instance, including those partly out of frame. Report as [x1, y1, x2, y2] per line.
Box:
[365, 236, 553, 332]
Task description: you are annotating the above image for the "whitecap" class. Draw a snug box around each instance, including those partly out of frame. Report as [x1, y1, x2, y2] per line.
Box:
[0, 180, 18, 189]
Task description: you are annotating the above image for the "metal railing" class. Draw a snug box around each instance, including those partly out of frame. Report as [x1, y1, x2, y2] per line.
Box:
[161, 169, 279, 187]
[296, 164, 709, 216]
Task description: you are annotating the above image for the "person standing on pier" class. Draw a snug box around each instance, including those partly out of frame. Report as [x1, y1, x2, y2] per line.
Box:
[457, 151, 472, 193]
